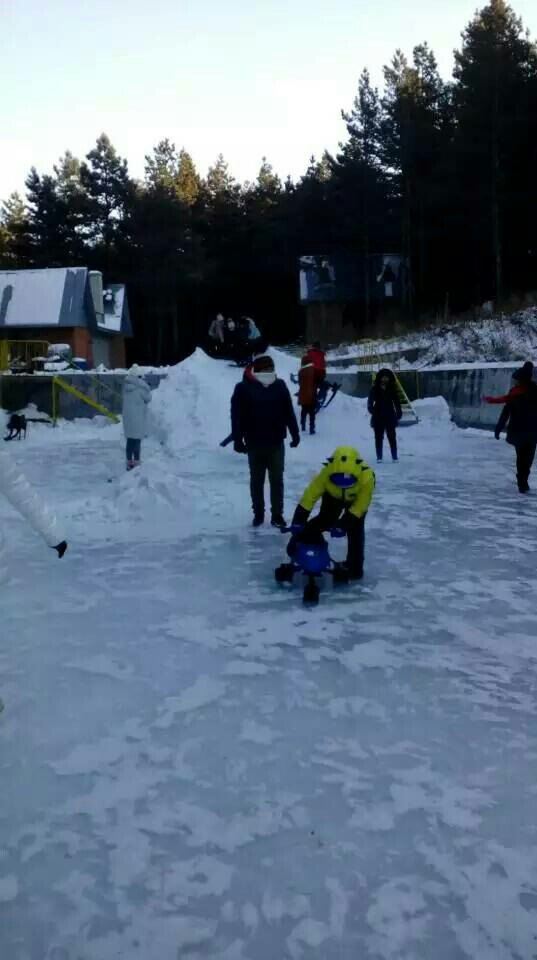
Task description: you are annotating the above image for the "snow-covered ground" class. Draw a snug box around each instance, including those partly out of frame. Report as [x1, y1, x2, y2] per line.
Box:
[2, 349, 537, 960]
[327, 306, 537, 368]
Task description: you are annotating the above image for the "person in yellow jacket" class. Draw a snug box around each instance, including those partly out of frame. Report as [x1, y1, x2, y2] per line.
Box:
[288, 446, 375, 580]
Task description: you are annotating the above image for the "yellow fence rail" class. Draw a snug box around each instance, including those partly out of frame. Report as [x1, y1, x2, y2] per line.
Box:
[64, 356, 123, 404]
[0, 340, 49, 372]
[52, 376, 120, 425]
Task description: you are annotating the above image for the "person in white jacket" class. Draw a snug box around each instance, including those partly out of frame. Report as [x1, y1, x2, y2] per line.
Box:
[122, 365, 152, 469]
[0, 449, 67, 581]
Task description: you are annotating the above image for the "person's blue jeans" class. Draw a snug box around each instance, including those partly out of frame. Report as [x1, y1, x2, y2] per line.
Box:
[126, 438, 141, 463]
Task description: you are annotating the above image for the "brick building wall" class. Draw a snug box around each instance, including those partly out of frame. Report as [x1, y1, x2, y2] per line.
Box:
[0, 328, 127, 368]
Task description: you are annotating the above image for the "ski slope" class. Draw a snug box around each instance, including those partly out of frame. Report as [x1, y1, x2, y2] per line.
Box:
[2, 349, 537, 960]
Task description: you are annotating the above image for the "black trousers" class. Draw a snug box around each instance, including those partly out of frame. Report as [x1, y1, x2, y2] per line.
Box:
[247, 444, 285, 518]
[374, 423, 397, 460]
[291, 494, 365, 576]
[516, 441, 537, 488]
[126, 438, 141, 462]
[300, 405, 316, 434]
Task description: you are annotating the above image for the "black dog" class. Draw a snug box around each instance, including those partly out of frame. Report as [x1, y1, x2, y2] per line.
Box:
[4, 413, 51, 441]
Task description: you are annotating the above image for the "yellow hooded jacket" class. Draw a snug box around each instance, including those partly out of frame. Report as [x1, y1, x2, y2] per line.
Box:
[299, 446, 375, 519]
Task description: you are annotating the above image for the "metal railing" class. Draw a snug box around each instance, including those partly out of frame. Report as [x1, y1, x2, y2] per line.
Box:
[52, 377, 120, 425]
[0, 340, 49, 372]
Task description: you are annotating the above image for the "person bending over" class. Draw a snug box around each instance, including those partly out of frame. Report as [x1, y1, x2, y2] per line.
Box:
[287, 445, 375, 580]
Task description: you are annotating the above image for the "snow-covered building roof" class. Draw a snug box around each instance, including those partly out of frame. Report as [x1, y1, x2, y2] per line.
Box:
[0, 267, 89, 328]
[0, 267, 131, 337]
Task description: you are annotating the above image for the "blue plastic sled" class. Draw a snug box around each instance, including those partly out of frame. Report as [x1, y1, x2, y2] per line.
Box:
[275, 528, 348, 605]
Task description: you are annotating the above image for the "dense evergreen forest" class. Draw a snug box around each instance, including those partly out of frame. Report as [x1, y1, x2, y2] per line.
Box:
[1, 0, 536, 363]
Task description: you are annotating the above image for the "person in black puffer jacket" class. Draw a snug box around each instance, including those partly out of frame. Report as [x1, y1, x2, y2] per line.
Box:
[231, 355, 300, 527]
[367, 368, 402, 462]
[495, 361, 537, 493]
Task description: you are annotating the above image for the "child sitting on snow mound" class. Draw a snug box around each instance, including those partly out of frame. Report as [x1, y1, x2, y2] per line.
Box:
[287, 446, 375, 580]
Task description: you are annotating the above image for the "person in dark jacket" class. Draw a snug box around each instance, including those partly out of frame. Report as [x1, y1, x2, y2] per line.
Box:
[494, 361, 537, 493]
[231, 355, 300, 527]
[367, 368, 402, 462]
[298, 356, 317, 434]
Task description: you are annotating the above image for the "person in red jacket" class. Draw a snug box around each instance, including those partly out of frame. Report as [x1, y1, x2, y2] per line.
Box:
[305, 342, 326, 386]
[483, 363, 534, 405]
[489, 362, 537, 493]
[298, 356, 317, 434]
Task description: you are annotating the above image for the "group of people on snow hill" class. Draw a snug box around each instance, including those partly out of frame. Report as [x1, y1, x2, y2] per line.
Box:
[229, 351, 374, 579]
[208, 313, 264, 363]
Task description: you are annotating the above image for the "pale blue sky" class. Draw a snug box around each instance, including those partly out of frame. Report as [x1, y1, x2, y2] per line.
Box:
[2, 0, 537, 199]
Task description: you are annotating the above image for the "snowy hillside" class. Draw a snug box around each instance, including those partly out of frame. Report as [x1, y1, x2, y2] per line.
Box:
[327, 306, 537, 367]
[2, 350, 537, 959]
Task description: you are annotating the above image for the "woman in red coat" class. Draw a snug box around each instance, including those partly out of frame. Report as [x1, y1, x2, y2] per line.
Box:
[305, 342, 326, 385]
[298, 357, 317, 434]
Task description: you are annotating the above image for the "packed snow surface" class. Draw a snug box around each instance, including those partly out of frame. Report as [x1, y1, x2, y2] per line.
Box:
[2, 348, 537, 959]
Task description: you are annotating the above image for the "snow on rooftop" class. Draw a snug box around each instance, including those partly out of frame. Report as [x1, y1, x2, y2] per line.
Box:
[0, 267, 86, 328]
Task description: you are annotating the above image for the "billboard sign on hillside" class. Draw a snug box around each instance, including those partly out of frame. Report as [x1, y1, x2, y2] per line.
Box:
[299, 254, 406, 304]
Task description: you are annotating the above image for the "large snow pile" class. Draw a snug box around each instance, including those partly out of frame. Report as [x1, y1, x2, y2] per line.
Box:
[327, 306, 537, 367]
[2, 349, 537, 960]
[147, 348, 297, 451]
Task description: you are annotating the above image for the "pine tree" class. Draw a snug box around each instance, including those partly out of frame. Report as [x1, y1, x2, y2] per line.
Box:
[453, 0, 537, 301]
[145, 141, 202, 206]
[24, 168, 69, 266]
[54, 151, 82, 197]
[176, 149, 201, 206]
[255, 157, 282, 202]
[333, 68, 389, 325]
[144, 139, 180, 194]
[206, 154, 236, 198]
[80, 134, 133, 262]
[381, 45, 449, 312]
[53, 151, 87, 260]
[293, 155, 334, 256]
[0, 193, 31, 266]
[124, 187, 193, 363]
